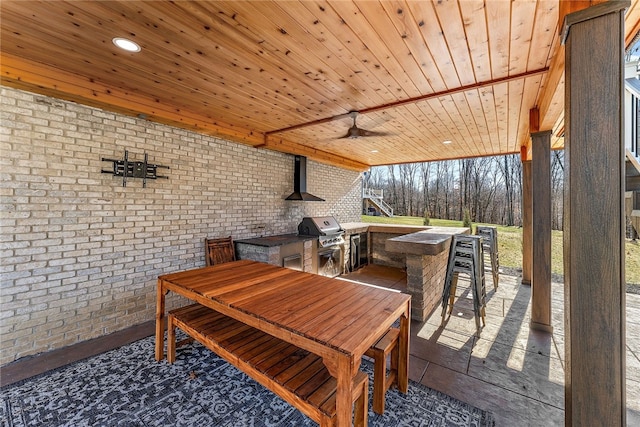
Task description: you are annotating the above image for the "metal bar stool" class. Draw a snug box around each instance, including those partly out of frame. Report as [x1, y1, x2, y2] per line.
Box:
[441, 234, 487, 336]
[476, 225, 499, 290]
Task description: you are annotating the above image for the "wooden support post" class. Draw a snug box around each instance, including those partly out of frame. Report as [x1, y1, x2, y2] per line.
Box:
[562, 2, 628, 426]
[521, 158, 532, 286]
[531, 130, 552, 332]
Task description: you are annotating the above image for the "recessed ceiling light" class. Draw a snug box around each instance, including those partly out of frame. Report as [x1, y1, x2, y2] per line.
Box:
[112, 37, 141, 52]
[443, 140, 452, 144]
[371, 150, 379, 153]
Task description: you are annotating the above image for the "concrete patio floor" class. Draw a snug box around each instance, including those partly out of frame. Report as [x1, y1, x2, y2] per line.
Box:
[3, 263, 638, 426]
[341, 264, 640, 426]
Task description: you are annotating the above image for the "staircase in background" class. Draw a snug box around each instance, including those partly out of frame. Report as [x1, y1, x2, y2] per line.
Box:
[363, 188, 394, 217]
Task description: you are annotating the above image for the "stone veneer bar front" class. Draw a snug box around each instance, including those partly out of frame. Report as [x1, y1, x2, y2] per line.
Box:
[385, 227, 469, 321]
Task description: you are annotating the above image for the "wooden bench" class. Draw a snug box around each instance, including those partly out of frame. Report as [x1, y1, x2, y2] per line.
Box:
[167, 303, 369, 427]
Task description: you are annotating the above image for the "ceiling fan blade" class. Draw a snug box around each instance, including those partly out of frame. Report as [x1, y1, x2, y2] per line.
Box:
[359, 129, 390, 137]
[337, 124, 361, 139]
[338, 128, 390, 139]
[334, 110, 392, 139]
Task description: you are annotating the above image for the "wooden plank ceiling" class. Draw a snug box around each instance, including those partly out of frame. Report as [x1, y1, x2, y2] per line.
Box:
[1, 1, 638, 171]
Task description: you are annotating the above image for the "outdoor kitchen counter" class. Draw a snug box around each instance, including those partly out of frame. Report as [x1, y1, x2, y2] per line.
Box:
[235, 234, 316, 273]
[387, 226, 469, 321]
[234, 233, 316, 247]
[340, 222, 430, 234]
[341, 223, 469, 322]
[340, 222, 467, 253]
[385, 226, 470, 255]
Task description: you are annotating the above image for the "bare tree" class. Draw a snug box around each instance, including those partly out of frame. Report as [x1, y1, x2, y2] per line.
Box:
[420, 162, 432, 216]
[364, 167, 386, 190]
[551, 150, 565, 230]
[370, 153, 533, 228]
[459, 159, 473, 219]
[496, 154, 522, 226]
[502, 155, 514, 225]
[387, 164, 398, 213]
[470, 157, 497, 223]
[399, 163, 418, 215]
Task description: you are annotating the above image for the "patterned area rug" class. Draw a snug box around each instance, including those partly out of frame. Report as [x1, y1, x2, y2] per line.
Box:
[1, 335, 494, 426]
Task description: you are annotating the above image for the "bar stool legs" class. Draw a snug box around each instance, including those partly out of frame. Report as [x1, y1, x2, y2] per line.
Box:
[441, 235, 487, 336]
[365, 327, 400, 415]
[476, 226, 499, 290]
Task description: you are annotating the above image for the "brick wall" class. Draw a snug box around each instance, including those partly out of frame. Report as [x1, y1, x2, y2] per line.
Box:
[0, 87, 363, 366]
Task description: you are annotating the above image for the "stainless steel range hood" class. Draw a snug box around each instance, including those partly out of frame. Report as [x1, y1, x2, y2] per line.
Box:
[285, 155, 325, 201]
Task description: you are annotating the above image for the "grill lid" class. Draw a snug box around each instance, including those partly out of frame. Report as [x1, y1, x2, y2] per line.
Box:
[298, 216, 343, 236]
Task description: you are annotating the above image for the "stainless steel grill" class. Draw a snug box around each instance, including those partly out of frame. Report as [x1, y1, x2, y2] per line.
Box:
[297, 216, 345, 277]
[297, 216, 345, 247]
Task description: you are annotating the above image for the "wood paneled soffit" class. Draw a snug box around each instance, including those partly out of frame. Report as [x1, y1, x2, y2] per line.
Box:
[522, 1, 632, 162]
[265, 69, 550, 136]
[0, 54, 367, 171]
[1, 54, 263, 145]
[4, 0, 636, 168]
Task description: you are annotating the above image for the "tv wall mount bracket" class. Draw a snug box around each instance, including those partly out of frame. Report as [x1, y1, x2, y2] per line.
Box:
[101, 150, 169, 187]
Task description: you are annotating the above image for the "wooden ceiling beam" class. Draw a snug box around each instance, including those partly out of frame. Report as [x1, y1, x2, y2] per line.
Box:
[1, 54, 265, 146]
[260, 136, 369, 171]
[537, 23, 564, 132]
[266, 68, 549, 136]
[626, 0, 640, 48]
[1, 54, 370, 171]
[521, 107, 541, 162]
[537, 1, 612, 138]
[627, 20, 640, 48]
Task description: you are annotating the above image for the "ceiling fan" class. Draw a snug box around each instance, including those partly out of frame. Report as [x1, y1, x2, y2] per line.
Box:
[339, 111, 390, 139]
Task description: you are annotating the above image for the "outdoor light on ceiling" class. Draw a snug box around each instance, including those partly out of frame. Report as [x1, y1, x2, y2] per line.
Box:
[371, 150, 379, 153]
[443, 140, 452, 144]
[112, 37, 141, 52]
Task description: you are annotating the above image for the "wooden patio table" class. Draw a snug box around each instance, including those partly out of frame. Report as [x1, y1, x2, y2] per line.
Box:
[155, 259, 411, 426]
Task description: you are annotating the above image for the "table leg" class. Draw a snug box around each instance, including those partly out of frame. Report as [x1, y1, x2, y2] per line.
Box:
[335, 358, 353, 427]
[155, 280, 166, 361]
[398, 301, 410, 393]
[322, 355, 354, 427]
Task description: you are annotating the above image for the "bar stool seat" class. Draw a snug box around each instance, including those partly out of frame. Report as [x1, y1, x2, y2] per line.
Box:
[364, 327, 400, 414]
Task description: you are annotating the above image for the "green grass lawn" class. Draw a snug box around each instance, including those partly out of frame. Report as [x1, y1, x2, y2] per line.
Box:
[361, 215, 640, 285]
